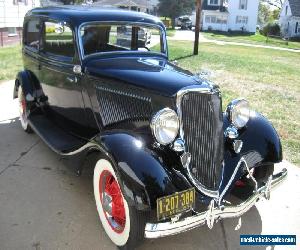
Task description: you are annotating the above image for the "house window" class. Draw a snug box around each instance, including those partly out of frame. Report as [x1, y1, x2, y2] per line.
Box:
[13, 0, 28, 5]
[205, 15, 217, 23]
[239, 0, 247, 10]
[296, 22, 299, 33]
[205, 15, 227, 24]
[7, 27, 17, 36]
[236, 16, 248, 24]
[208, 0, 219, 6]
[285, 5, 288, 15]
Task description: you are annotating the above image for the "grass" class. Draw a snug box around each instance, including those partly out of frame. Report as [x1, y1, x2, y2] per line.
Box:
[166, 28, 176, 37]
[1, 43, 299, 165]
[0, 45, 22, 81]
[168, 40, 300, 166]
[202, 31, 300, 50]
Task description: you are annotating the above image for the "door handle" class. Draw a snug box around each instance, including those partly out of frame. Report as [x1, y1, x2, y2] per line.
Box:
[66, 76, 78, 83]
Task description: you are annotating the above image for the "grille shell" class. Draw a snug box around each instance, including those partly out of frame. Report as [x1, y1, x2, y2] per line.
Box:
[180, 92, 224, 191]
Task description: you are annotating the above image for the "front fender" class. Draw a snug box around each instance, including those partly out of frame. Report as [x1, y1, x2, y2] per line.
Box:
[96, 132, 193, 212]
[239, 111, 282, 163]
[220, 111, 282, 195]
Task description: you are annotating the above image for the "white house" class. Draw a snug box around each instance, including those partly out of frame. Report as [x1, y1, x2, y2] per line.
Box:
[93, 0, 156, 14]
[279, 0, 300, 38]
[201, 0, 259, 33]
[0, 0, 40, 46]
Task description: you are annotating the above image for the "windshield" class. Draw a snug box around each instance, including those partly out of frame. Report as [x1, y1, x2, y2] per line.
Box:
[80, 23, 166, 57]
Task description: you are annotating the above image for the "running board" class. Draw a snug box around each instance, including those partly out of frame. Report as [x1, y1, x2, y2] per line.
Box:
[28, 114, 88, 155]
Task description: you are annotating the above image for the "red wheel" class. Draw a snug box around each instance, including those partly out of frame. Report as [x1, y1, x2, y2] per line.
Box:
[94, 159, 130, 247]
[93, 159, 146, 249]
[99, 170, 126, 234]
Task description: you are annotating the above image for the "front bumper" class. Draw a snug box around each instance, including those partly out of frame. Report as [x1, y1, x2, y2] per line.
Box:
[145, 168, 287, 239]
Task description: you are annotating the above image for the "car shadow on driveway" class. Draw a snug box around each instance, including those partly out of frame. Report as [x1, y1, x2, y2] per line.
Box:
[0, 118, 264, 250]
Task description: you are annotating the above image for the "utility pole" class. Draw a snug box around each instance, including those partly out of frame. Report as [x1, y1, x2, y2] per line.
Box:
[193, 0, 202, 55]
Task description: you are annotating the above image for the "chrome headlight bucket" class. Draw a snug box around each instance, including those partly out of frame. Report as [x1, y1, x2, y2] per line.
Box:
[151, 108, 179, 145]
[227, 99, 250, 128]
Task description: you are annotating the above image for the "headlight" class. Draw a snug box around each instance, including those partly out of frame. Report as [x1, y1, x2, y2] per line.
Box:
[227, 99, 250, 128]
[151, 108, 179, 145]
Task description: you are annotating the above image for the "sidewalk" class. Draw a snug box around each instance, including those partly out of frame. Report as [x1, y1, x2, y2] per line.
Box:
[169, 30, 300, 53]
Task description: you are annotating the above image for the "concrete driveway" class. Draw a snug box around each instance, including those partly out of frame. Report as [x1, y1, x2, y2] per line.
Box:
[0, 80, 299, 250]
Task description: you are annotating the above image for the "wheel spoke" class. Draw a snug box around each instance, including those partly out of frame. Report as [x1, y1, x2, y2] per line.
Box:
[100, 170, 126, 233]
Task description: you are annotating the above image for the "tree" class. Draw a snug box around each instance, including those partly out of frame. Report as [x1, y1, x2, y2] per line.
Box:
[158, 0, 195, 29]
[258, 2, 272, 25]
[261, 0, 283, 9]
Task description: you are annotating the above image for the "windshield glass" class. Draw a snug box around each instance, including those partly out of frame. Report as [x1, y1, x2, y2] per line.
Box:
[80, 23, 165, 57]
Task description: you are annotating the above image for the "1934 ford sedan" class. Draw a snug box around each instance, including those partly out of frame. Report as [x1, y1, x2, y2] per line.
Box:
[14, 6, 287, 249]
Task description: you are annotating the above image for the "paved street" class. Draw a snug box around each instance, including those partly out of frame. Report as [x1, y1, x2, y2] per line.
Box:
[0, 80, 299, 250]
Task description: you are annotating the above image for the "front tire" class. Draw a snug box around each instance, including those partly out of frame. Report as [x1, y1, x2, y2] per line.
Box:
[17, 85, 33, 133]
[93, 159, 145, 249]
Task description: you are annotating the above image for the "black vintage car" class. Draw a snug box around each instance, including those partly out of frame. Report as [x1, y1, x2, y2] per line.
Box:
[15, 6, 287, 250]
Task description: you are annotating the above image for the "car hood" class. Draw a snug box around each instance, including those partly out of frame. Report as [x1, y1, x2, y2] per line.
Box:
[84, 56, 205, 97]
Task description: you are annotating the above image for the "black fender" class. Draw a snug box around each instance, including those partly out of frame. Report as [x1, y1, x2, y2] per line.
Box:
[94, 132, 193, 214]
[220, 111, 282, 195]
[14, 70, 40, 100]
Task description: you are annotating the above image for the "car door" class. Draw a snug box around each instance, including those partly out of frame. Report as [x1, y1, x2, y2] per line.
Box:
[38, 19, 87, 134]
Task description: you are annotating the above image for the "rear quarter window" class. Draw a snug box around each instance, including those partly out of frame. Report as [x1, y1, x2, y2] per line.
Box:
[43, 21, 75, 59]
[24, 19, 40, 50]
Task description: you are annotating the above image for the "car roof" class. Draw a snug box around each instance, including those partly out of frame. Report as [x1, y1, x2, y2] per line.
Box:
[26, 6, 164, 28]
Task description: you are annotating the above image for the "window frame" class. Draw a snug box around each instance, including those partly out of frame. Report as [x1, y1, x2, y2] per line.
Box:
[8, 27, 18, 37]
[239, 0, 247, 10]
[236, 16, 248, 24]
[77, 21, 168, 60]
[208, 0, 219, 6]
[23, 17, 42, 53]
[40, 18, 77, 64]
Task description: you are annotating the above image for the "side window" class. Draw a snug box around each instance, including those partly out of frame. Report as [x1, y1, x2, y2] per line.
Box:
[24, 19, 40, 50]
[43, 21, 75, 58]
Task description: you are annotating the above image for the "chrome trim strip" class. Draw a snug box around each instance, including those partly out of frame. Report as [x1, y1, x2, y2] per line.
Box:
[176, 85, 220, 198]
[77, 21, 168, 60]
[217, 157, 246, 205]
[144, 168, 287, 239]
[61, 141, 99, 156]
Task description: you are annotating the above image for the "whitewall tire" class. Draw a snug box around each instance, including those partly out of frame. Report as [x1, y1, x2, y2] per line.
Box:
[93, 159, 130, 247]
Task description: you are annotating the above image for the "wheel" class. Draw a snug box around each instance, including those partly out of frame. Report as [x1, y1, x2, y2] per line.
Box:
[93, 159, 145, 249]
[17, 85, 33, 133]
[254, 164, 274, 187]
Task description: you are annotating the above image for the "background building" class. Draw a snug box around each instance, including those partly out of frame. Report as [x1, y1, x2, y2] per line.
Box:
[201, 0, 259, 33]
[279, 0, 300, 38]
[0, 0, 40, 46]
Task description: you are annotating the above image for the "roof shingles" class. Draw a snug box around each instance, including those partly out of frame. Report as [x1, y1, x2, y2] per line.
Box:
[289, 0, 300, 17]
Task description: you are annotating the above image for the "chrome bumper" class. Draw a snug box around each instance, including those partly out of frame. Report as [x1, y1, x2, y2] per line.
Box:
[144, 168, 287, 239]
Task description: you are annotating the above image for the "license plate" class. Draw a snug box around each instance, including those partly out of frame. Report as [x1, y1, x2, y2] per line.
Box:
[157, 188, 195, 221]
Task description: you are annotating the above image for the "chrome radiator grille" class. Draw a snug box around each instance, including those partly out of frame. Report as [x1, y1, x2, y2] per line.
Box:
[181, 92, 224, 191]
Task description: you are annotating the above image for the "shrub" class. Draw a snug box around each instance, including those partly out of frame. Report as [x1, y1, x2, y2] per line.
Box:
[261, 22, 280, 36]
[46, 27, 55, 33]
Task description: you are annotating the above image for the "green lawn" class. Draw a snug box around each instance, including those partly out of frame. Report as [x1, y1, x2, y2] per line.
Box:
[169, 40, 300, 166]
[1, 43, 299, 165]
[0, 45, 22, 81]
[202, 32, 300, 50]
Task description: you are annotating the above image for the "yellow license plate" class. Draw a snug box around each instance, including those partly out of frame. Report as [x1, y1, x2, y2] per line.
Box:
[157, 188, 195, 221]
